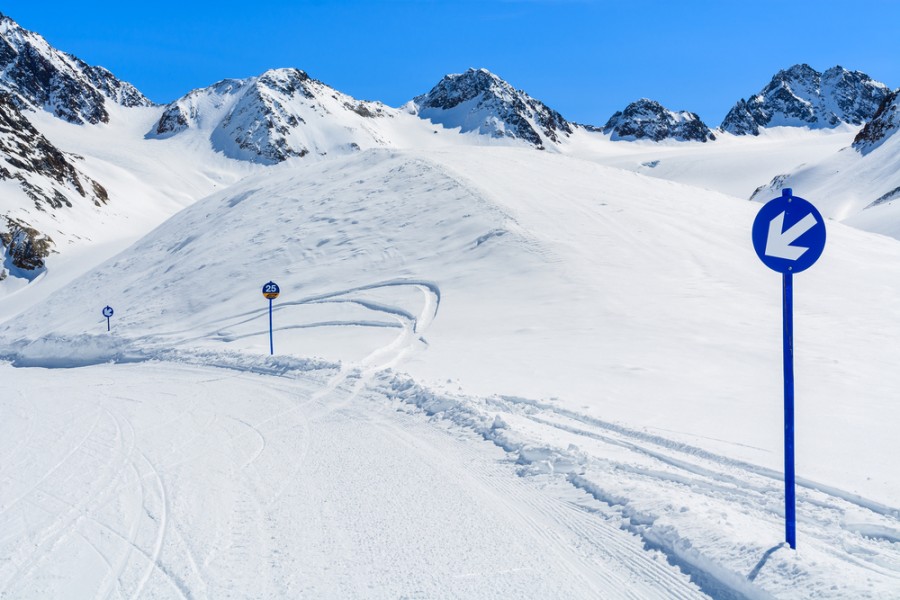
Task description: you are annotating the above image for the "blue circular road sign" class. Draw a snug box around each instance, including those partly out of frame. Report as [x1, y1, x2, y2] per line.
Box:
[752, 189, 826, 274]
[102, 305, 114, 318]
[262, 281, 280, 299]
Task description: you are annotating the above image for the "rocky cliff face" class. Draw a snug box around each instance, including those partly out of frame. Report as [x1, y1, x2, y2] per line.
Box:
[411, 68, 572, 149]
[0, 91, 108, 210]
[721, 64, 889, 135]
[149, 68, 393, 164]
[0, 91, 109, 271]
[0, 11, 151, 124]
[853, 89, 900, 155]
[602, 99, 715, 142]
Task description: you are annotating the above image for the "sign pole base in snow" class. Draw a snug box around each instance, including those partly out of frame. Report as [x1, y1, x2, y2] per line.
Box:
[783, 272, 796, 549]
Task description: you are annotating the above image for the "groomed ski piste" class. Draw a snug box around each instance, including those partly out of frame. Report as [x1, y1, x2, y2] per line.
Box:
[3, 140, 900, 598]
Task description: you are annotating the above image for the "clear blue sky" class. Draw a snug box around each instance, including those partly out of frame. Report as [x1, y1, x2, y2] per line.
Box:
[4, 0, 899, 126]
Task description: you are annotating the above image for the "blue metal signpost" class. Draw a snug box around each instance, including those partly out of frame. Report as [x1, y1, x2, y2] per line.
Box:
[102, 305, 114, 332]
[262, 282, 280, 355]
[751, 188, 826, 550]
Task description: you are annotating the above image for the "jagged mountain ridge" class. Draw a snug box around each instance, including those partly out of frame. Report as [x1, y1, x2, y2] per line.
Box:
[720, 64, 890, 135]
[411, 68, 572, 149]
[602, 98, 715, 142]
[853, 89, 900, 155]
[0, 12, 151, 124]
[148, 68, 402, 164]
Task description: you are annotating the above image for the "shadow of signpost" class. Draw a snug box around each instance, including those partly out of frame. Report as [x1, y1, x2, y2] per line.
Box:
[748, 544, 784, 582]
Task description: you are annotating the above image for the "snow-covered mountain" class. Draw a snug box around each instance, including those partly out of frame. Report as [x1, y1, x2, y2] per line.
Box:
[720, 64, 889, 135]
[0, 12, 151, 124]
[601, 98, 715, 142]
[148, 68, 420, 164]
[410, 68, 572, 149]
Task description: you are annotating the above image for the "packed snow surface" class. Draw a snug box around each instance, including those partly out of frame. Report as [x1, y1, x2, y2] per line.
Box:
[2, 147, 900, 598]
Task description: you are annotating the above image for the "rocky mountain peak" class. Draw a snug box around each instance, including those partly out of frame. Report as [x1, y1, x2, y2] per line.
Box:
[411, 68, 572, 148]
[149, 68, 393, 164]
[720, 64, 889, 135]
[0, 11, 152, 124]
[852, 89, 900, 154]
[602, 98, 715, 142]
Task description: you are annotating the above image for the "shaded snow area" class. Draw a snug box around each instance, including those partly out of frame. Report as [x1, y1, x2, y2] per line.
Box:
[2, 148, 900, 598]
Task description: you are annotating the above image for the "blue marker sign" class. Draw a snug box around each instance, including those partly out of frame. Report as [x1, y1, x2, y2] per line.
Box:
[102, 305, 114, 332]
[261, 281, 280, 355]
[752, 188, 826, 550]
[752, 190, 826, 274]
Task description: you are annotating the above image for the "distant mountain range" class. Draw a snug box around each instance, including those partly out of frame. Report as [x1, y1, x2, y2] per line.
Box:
[1, 9, 898, 276]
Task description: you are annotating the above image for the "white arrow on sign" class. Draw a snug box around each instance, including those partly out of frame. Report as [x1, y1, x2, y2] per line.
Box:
[765, 211, 818, 261]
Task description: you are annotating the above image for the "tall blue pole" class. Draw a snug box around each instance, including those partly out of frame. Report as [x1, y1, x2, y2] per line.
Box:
[783, 272, 796, 549]
[107, 317, 110, 332]
[268, 297, 274, 355]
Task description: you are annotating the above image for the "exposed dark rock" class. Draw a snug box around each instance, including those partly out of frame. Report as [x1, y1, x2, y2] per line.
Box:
[0, 11, 152, 124]
[412, 68, 572, 148]
[1, 217, 54, 270]
[603, 99, 715, 142]
[721, 64, 890, 135]
[853, 89, 900, 155]
[0, 91, 108, 210]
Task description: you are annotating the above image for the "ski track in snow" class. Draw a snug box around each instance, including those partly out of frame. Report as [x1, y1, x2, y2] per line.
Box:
[381, 385, 900, 599]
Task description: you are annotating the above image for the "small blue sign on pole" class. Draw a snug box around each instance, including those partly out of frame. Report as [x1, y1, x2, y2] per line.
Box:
[262, 282, 280, 355]
[752, 188, 826, 550]
[102, 305, 114, 332]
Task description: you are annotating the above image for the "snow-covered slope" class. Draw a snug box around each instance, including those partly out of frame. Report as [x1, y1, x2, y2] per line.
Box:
[721, 64, 889, 135]
[410, 68, 573, 149]
[602, 98, 715, 142]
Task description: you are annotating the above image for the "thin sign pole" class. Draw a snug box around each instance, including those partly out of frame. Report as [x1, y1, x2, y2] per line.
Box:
[268, 297, 274, 355]
[782, 272, 796, 549]
[107, 317, 110, 332]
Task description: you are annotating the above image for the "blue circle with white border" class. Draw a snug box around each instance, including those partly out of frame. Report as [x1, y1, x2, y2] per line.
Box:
[752, 191, 826, 274]
[102, 306, 114, 318]
[262, 281, 280, 299]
